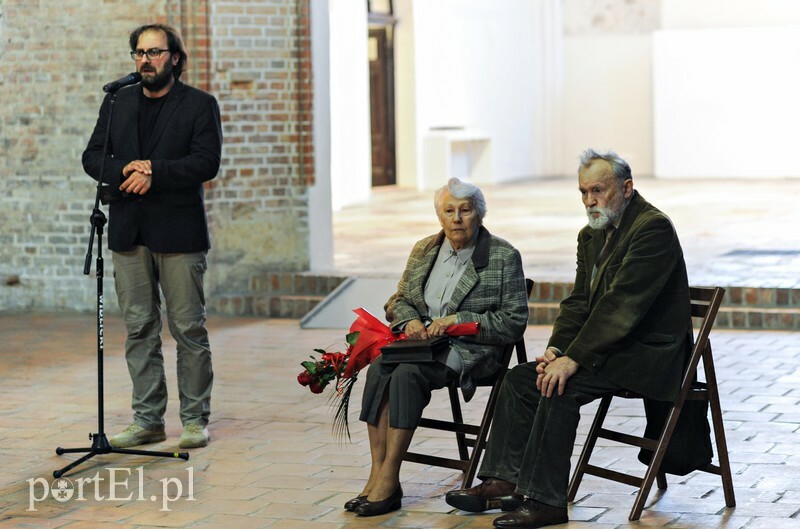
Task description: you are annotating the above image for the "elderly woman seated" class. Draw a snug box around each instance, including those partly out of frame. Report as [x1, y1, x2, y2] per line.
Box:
[346, 177, 529, 517]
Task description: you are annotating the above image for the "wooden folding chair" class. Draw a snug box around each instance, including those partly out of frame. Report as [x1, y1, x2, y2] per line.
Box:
[403, 278, 533, 489]
[567, 286, 735, 520]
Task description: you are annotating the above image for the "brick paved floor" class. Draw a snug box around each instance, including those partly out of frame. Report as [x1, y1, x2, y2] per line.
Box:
[2, 175, 799, 527]
[1, 312, 799, 528]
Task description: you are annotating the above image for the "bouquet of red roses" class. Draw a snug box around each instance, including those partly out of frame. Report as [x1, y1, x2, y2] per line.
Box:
[296, 351, 350, 394]
[296, 308, 479, 440]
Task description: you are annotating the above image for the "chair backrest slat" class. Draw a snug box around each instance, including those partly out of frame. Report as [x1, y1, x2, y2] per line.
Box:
[690, 301, 709, 319]
[681, 286, 725, 390]
[514, 278, 534, 366]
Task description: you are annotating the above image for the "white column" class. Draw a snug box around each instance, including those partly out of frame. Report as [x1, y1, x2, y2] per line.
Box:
[309, 0, 333, 271]
[531, 0, 564, 177]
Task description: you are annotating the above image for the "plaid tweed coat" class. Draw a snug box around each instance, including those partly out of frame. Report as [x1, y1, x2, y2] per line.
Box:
[385, 226, 529, 401]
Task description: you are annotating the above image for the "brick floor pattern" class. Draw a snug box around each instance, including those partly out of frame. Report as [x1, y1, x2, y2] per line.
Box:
[1, 313, 799, 528]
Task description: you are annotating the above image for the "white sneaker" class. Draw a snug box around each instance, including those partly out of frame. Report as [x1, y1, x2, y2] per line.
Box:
[179, 424, 209, 448]
[109, 424, 166, 448]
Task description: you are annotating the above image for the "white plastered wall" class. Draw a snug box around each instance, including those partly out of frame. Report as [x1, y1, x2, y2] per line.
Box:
[560, 0, 800, 179]
[561, 34, 653, 176]
[395, 0, 550, 189]
[655, 1, 800, 178]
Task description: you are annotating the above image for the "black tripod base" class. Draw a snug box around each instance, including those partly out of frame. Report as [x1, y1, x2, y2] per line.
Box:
[54, 433, 190, 478]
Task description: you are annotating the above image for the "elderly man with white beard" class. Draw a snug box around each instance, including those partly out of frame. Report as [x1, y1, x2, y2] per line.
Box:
[445, 149, 692, 529]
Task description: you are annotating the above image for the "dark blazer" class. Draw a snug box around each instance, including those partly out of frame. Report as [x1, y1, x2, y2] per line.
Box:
[548, 191, 691, 402]
[82, 81, 222, 253]
[385, 226, 529, 400]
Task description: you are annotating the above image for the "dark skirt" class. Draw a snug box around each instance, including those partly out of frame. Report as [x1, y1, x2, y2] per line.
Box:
[359, 354, 458, 429]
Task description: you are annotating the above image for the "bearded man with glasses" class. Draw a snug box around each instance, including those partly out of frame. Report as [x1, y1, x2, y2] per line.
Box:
[82, 23, 222, 450]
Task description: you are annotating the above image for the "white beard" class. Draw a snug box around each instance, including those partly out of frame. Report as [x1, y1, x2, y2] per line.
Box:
[586, 206, 616, 230]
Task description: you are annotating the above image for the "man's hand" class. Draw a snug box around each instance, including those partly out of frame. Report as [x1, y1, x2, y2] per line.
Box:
[404, 319, 428, 340]
[534, 347, 562, 367]
[534, 347, 561, 381]
[536, 354, 579, 397]
[121, 160, 153, 195]
[427, 315, 457, 337]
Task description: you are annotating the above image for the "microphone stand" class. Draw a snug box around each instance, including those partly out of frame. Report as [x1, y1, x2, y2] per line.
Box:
[54, 88, 189, 478]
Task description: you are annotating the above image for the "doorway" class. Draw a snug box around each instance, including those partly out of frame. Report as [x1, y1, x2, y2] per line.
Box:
[368, 25, 396, 186]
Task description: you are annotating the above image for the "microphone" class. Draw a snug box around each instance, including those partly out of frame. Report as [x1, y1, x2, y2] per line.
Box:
[102, 72, 142, 93]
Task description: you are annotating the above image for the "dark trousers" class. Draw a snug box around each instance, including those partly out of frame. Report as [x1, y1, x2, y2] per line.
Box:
[478, 362, 621, 507]
[359, 355, 457, 430]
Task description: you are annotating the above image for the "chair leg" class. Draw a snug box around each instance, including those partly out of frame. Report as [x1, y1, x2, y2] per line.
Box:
[568, 394, 613, 502]
[656, 471, 667, 490]
[629, 450, 664, 520]
[461, 370, 508, 489]
[629, 396, 688, 521]
[447, 385, 469, 462]
[703, 345, 736, 508]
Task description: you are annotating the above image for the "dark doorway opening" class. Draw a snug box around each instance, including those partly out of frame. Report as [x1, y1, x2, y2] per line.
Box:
[368, 13, 396, 186]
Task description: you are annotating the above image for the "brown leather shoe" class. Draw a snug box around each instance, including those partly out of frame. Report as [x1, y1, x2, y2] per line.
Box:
[445, 478, 523, 513]
[492, 498, 568, 528]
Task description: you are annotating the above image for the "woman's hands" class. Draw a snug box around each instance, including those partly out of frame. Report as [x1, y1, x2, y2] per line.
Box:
[404, 315, 458, 340]
[427, 315, 457, 336]
[404, 319, 428, 340]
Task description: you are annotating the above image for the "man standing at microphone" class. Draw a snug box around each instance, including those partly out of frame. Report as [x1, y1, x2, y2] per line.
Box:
[82, 23, 222, 449]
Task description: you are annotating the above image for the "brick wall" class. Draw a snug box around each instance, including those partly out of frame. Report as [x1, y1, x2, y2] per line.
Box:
[0, 0, 313, 313]
[204, 0, 314, 303]
[0, 0, 167, 311]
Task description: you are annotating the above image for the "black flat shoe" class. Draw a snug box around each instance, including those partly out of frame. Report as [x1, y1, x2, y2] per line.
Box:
[354, 486, 403, 517]
[344, 495, 368, 511]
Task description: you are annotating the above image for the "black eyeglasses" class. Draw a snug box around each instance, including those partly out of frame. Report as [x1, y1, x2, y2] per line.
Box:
[130, 48, 170, 61]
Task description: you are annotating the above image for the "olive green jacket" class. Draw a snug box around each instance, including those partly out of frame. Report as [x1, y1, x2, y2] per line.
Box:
[548, 191, 691, 402]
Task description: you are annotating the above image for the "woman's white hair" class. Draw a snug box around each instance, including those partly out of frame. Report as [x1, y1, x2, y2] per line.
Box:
[434, 177, 487, 221]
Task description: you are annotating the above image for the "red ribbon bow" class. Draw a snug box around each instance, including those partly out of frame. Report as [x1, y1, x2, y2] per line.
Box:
[343, 308, 479, 378]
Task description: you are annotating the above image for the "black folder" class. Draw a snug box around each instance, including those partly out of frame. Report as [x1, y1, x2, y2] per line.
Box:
[379, 336, 450, 364]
